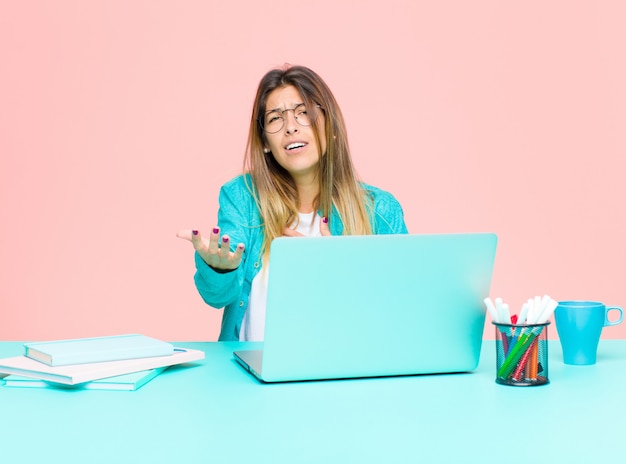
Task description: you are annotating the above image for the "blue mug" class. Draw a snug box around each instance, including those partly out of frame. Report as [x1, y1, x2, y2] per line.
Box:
[554, 301, 623, 365]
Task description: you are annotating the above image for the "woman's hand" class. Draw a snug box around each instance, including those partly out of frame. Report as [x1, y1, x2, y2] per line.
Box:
[176, 227, 245, 271]
[282, 216, 331, 237]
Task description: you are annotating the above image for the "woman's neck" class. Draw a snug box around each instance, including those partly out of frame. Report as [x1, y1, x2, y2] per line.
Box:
[294, 176, 319, 214]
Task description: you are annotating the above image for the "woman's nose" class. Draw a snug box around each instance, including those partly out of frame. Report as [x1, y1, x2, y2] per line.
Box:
[284, 111, 299, 134]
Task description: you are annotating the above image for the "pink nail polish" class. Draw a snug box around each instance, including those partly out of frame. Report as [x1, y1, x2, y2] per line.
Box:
[222, 236, 229, 243]
[322, 217, 328, 224]
[213, 227, 219, 234]
[192, 230, 198, 235]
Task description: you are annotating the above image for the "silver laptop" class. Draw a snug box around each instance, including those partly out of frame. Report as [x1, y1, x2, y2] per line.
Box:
[234, 233, 498, 382]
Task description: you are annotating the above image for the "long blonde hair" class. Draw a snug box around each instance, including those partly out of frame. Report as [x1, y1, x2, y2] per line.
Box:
[243, 65, 372, 259]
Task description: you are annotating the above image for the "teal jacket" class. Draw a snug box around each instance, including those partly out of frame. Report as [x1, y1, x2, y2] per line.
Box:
[194, 174, 408, 341]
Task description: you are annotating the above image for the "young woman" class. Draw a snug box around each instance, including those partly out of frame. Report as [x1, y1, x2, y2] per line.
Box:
[178, 65, 407, 341]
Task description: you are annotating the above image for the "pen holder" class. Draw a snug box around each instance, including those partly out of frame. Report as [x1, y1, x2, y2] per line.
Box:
[493, 322, 550, 386]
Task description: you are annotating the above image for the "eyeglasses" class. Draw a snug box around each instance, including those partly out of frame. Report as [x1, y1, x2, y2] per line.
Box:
[261, 103, 321, 134]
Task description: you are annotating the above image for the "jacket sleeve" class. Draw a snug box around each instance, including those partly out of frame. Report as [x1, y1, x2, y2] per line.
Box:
[370, 188, 409, 234]
[193, 178, 256, 309]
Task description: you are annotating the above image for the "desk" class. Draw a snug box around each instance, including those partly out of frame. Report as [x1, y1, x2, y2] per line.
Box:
[1, 341, 624, 463]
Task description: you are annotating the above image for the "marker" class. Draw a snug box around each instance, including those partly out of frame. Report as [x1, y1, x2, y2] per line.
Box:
[508, 313, 520, 354]
[537, 298, 558, 324]
[528, 339, 539, 380]
[532, 296, 542, 322]
[518, 302, 530, 325]
[497, 326, 542, 379]
[512, 340, 535, 381]
[484, 297, 499, 323]
[526, 298, 538, 324]
[495, 298, 510, 325]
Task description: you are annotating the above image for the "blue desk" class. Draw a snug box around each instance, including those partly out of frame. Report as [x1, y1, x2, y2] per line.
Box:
[1, 340, 624, 463]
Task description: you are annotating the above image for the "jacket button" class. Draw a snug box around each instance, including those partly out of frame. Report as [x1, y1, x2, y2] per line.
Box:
[239, 301, 244, 307]
[254, 262, 260, 268]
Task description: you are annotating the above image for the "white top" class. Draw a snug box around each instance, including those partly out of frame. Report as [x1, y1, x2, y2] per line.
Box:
[239, 212, 322, 341]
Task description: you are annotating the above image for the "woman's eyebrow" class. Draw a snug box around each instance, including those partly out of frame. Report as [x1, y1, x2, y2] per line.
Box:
[265, 103, 305, 114]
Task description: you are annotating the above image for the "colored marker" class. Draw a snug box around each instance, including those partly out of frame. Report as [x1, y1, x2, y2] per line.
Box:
[497, 327, 542, 379]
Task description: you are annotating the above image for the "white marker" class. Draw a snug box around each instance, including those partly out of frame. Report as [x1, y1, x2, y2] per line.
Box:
[518, 302, 530, 324]
[526, 298, 537, 324]
[495, 298, 508, 323]
[484, 297, 499, 323]
[502, 303, 511, 323]
[538, 298, 558, 323]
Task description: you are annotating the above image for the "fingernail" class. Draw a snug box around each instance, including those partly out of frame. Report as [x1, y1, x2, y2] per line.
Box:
[222, 236, 229, 243]
[322, 217, 328, 224]
[192, 230, 198, 235]
[212, 227, 219, 234]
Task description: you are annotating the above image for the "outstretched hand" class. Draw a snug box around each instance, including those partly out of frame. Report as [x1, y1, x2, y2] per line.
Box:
[176, 227, 245, 271]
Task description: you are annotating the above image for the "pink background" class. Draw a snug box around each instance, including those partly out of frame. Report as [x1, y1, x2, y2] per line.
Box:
[1, 1, 625, 342]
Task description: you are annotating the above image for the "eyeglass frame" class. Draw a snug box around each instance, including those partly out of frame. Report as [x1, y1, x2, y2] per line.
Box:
[260, 103, 323, 134]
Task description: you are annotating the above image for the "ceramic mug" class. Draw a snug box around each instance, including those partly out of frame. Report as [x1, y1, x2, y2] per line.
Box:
[554, 301, 623, 365]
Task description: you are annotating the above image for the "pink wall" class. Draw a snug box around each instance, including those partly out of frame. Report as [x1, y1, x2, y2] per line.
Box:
[1, 1, 625, 341]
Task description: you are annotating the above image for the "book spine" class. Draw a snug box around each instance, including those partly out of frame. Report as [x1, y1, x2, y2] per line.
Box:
[45, 346, 174, 366]
[24, 336, 174, 366]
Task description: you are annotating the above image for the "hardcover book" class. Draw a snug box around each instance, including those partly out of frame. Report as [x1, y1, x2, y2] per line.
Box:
[0, 347, 204, 385]
[24, 334, 174, 366]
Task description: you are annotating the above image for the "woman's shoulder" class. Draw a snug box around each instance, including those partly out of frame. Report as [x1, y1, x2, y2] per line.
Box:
[360, 182, 408, 233]
[361, 182, 402, 206]
[221, 173, 251, 190]
[217, 174, 260, 216]
[220, 174, 256, 198]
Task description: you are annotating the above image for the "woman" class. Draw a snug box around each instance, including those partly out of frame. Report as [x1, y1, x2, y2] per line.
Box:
[178, 65, 407, 341]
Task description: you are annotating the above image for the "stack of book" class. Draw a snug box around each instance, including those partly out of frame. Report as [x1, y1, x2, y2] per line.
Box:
[0, 334, 205, 391]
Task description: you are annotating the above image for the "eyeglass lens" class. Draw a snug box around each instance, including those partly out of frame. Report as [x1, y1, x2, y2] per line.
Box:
[263, 104, 313, 133]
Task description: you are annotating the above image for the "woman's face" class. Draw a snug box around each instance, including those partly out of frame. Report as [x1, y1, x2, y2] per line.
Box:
[263, 85, 326, 182]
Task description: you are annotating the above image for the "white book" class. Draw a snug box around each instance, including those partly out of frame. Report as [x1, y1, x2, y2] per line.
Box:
[2, 367, 167, 391]
[24, 334, 174, 366]
[0, 348, 204, 385]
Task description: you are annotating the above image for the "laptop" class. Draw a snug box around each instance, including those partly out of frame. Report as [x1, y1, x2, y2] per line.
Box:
[234, 232, 498, 382]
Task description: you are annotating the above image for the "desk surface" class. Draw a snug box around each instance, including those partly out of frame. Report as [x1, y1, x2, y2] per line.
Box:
[1, 340, 624, 463]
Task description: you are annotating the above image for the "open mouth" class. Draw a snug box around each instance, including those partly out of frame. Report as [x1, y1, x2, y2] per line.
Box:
[285, 142, 307, 151]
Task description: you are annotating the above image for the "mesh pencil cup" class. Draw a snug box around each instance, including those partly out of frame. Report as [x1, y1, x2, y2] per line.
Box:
[493, 322, 550, 386]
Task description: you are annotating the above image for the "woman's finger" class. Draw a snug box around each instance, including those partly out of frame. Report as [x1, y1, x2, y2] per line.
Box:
[190, 229, 205, 251]
[208, 227, 220, 255]
[219, 235, 232, 258]
[232, 243, 245, 267]
[176, 229, 194, 242]
[282, 227, 303, 237]
[320, 217, 331, 236]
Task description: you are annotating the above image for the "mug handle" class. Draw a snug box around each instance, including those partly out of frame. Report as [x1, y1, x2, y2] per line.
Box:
[605, 306, 624, 326]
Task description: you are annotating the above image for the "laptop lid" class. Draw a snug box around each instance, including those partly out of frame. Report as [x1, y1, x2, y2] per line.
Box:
[234, 233, 497, 382]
